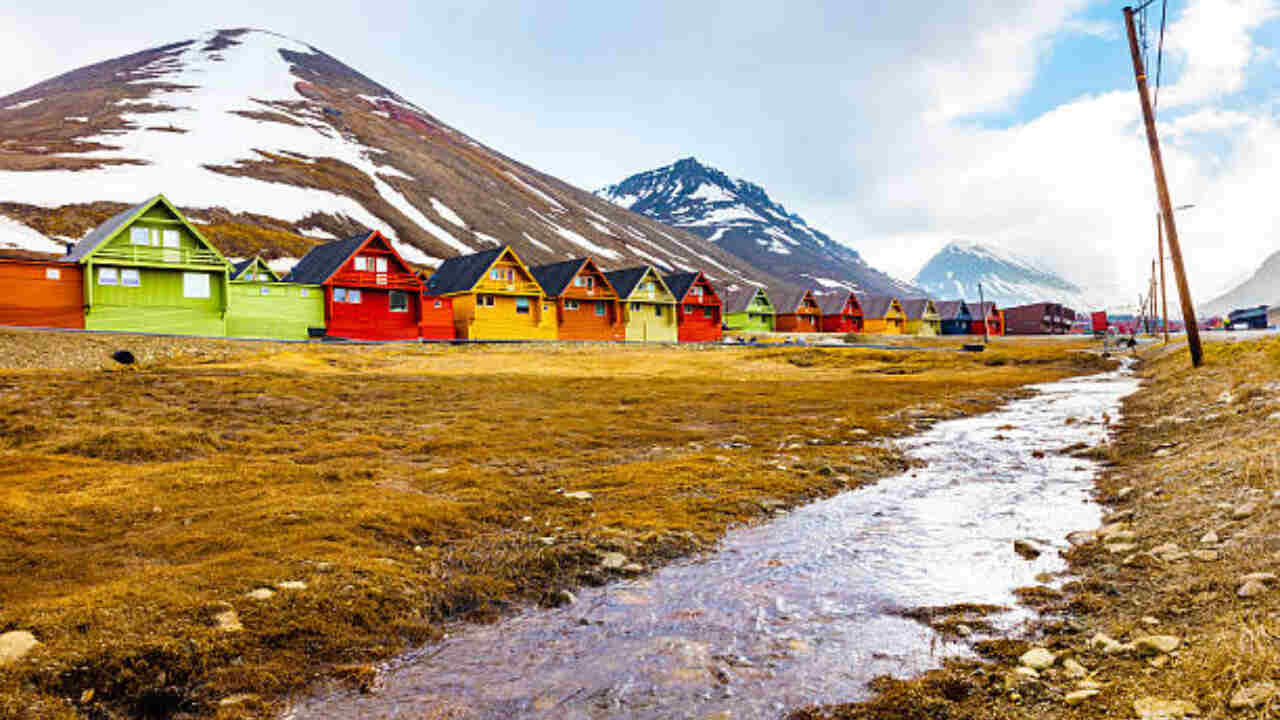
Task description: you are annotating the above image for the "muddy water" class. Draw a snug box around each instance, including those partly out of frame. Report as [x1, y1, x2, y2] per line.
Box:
[287, 365, 1138, 720]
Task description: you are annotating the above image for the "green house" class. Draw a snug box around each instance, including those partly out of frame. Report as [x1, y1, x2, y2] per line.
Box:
[68, 195, 232, 336]
[226, 256, 325, 340]
[722, 286, 775, 332]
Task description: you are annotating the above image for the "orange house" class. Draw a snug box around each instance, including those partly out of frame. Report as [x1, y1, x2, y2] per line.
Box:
[772, 288, 822, 332]
[530, 257, 624, 341]
[0, 256, 84, 329]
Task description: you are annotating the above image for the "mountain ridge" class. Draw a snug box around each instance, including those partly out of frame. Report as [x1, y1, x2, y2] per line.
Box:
[913, 240, 1093, 309]
[1199, 248, 1280, 318]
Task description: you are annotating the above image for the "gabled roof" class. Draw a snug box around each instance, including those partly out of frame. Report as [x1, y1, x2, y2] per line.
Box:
[815, 292, 856, 315]
[900, 298, 939, 320]
[722, 286, 771, 314]
[231, 256, 281, 282]
[934, 300, 971, 321]
[604, 265, 672, 300]
[530, 258, 590, 298]
[973, 301, 1000, 316]
[66, 194, 227, 266]
[663, 272, 697, 301]
[283, 234, 369, 284]
[421, 247, 507, 296]
[772, 288, 818, 314]
[856, 294, 901, 319]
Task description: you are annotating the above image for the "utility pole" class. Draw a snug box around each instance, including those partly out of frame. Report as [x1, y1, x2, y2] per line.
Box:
[1124, 6, 1203, 366]
[979, 282, 989, 344]
[1158, 213, 1169, 342]
[1151, 259, 1158, 335]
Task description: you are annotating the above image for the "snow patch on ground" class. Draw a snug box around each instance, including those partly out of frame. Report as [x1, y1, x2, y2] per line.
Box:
[429, 197, 467, 228]
[681, 204, 769, 227]
[623, 244, 674, 271]
[473, 231, 503, 246]
[585, 219, 615, 237]
[4, 98, 44, 111]
[688, 183, 736, 203]
[505, 171, 565, 212]
[0, 215, 66, 254]
[521, 232, 553, 253]
[298, 227, 338, 240]
[764, 226, 799, 246]
[528, 209, 621, 261]
[66, 116, 89, 123]
[707, 228, 729, 243]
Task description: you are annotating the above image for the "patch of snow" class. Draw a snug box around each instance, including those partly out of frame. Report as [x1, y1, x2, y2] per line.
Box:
[0, 215, 65, 254]
[765, 238, 792, 255]
[528, 208, 621, 261]
[598, 189, 639, 208]
[688, 183, 736, 203]
[810, 277, 848, 289]
[505, 171, 566, 212]
[391, 240, 442, 267]
[521, 232, 553, 253]
[298, 227, 338, 240]
[430, 197, 467, 228]
[764, 226, 799, 246]
[3, 98, 44, 111]
[474, 231, 503, 246]
[680, 204, 769, 227]
[65, 116, 89, 123]
[707, 227, 729, 243]
[264, 256, 300, 274]
[585, 218, 615, 237]
[624, 243, 674, 271]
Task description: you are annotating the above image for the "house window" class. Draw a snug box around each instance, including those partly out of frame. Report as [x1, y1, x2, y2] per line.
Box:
[98, 267, 119, 285]
[489, 269, 500, 281]
[703, 307, 712, 319]
[354, 256, 369, 271]
[691, 286, 702, 297]
[121, 269, 141, 287]
[631, 302, 641, 311]
[389, 290, 409, 312]
[182, 272, 210, 298]
[478, 294, 495, 307]
[684, 305, 693, 315]
[260, 287, 270, 296]
[585, 276, 594, 289]
[565, 299, 579, 310]
[573, 276, 585, 287]
[130, 228, 149, 246]
[45, 268, 60, 280]
[595, 301, 605, 316]
[300, 288, 310, 298]
[347, 289, 362, 304]
[655, 305, 663, 317]
[375, 257, 388, 273]
[334, 288, 347, 302]
[515, 297, 530, 314]
[433, 299, 442, 308]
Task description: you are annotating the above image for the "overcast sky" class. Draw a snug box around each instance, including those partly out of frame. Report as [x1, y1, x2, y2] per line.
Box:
[4, 0, 1279, 303]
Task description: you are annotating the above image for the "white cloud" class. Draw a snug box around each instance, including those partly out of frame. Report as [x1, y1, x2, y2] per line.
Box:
[1161, 0, 1280, 107]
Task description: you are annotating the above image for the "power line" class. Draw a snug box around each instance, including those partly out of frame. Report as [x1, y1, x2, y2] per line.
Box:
[1153, 0, 1168, 114]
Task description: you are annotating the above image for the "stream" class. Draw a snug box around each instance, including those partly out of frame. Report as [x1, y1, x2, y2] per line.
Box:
[286, 363, 1138, 720]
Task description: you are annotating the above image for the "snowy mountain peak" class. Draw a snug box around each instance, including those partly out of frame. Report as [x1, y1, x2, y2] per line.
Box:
[597, 159, 918, 295]
[914, 241, 1092, 309]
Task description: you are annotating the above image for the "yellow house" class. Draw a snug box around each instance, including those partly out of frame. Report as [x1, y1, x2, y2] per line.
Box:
[856, 294, 907, 334]
[900, 298, 942, 336]
[602, 265, 678, 342]
[422, 246, 557, 340]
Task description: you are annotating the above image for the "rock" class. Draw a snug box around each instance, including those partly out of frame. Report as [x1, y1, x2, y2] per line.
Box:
[1020, 647, 1055, 670]
[1241, 572, 1276, 584]
[1108, 530, 1139, 543]
[1067, 530, 1098, 546]
[1190, 549, 1219, 562]
[1062, 658, 1088, 679]
[277, 580, 307, 591]
[1014, 539, 1042, 560]
[219, 693, 260, 707]
[1238, 579, 1269, 598]
[557, 589, 577, 605]
[1199, 530, 1219, 544]
[1140, 616, 1160, 626]
[954, 624, 973, 637]
[1107, 543, 1138, 554]
[563, 491, 593, 501]
[622, 563, 645, 574]
[1098, 522, 1132, 539]
[1065, 689, 1100, 705]
[1150, 542, 1180, 555]
[1160, 551, 1189, 562]
[1116, 486, 1134, 500]
[1090, 633, 1132, 655]
[1232, 502, 1258, 520]
[1133, 697, 1200, 718]
[600, 552, 628, 570]
[244, 588, 275, 600]
[0, 631, 39, 667]
[1133, 635, 1181, 655]
[213, 606, 242, 633]
[539, 536, 556, 545]
[1228, 682, 1277, 709]
[1014, 666, 1040, 679]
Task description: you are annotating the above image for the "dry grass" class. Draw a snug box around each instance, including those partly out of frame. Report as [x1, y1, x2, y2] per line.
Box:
[791, 336, 1280, 720]
[0, 331, 1108, 719]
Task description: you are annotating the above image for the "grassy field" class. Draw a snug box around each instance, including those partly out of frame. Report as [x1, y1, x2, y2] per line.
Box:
[0, 330, 1109, 719]
[791, 336, 1280, 720]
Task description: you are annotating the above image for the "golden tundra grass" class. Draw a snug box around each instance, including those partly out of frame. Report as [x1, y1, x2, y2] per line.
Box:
[0, 331, 1108, 719]
[792, 335, 1280, 720]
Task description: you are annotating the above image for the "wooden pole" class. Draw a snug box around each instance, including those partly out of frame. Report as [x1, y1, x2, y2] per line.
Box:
[1158, 213, 1169, 342]
[979, 282, 989, 344]
[1124, 6, 1203, 366]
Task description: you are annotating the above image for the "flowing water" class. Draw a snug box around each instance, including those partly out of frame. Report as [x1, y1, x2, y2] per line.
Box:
[287, 364, 1138, 720]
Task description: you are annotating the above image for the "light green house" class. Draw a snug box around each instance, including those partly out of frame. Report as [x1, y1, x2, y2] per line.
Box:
[602, 266, 679, 343]
[68, 195, 232, 336]
[226, 257, 325, 340]
[723, 286, 775, 332]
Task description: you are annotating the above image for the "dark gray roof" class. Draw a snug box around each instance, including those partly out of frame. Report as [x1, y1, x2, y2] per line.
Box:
[771, 287, 816, 314]
[603, 267, 652, 299]
[973, 301, 999, 316]
[900, 298, 938, 320]
[530, 258, 588, 298]
[722, 286, 770, 314]
[934, 300, 971, 321]
[231, 259, 253, 277]
[815, 292, 854, 315]
[663, 272, 700, 301]
[283, 234, 368, 284]
[422, 247, 505, 295]
[66, 196, 157, 262]
[856, 294, 899, 318]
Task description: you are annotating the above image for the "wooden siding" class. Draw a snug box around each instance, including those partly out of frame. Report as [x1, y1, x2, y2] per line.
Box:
[622, 300, 678, 342]
[0, 259, 84, 329]
[557, 298, 624, 342]
[905, 318, 941, 336]
[85, 265, 226, 336]
[724, 291, 774, 332]
[420, 295, 456, 340]
[454, 293, 557, 340]
[327, 287, 420, 340]
[819, 313, 863, 333]
[226, 281, 325, 340]
[676, 302, 722, 342]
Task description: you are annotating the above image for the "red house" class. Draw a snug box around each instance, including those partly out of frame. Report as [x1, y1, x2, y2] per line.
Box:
[664, 271, 723, 342]
[285, 231, 443, 341]
[970, 302, 1005, 336]
[815, 292, 864, 333]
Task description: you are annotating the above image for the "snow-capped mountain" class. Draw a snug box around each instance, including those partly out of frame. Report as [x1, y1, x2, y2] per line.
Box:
[0, 30, 778, 288]
[913, 240, 1093, 310]
[596, 158, 917, 295]
[1198, 248, 1280, 318]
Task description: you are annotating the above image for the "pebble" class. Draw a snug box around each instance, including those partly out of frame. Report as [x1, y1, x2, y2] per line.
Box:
[1232, 502, 1258, 520]
[563, 491, 593, 501]
[1140, 616, 1160, 626]
[1013, 539, 1041, 560]
[1238, 579, 1269, 598]
[244, 588, 275, 600]
[1062, 658, 1088, 679]
[558, 590, 577, 605]
[0, 631, 39, 667]
[600, 552, 628, 570]
[1228, 682, 1277, 709]
[622, 563, 645, 574]
[1014, 666, 1040, 679]
[1133, 697, 1200, 718]
[1190, 549, 1219, 562]
[1199, 530, 1218, 544]
[1107, 543, 1138, 554]
[1065, 688, 1100, 705]
[213, 605, 242, 633]
[219, 693, 260, 707]
[1108, 530, 1138, 543]
[1116, 486, 1134, 500]
[277, 580, 307, 591]
[1241, 572, 1276, 584]
[1150, 542, 1180, 555]
[1133, 635, 1180, 655]
[1067, 530, 1098, 546]
[1019, 647, 1055, 670]
[539, 536, 556, 545]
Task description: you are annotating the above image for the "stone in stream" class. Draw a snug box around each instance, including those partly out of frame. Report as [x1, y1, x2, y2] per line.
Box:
[0, 631, 39, 667]
[1228, 682, 1277, 709]
[277, 580, 307, 591]
[563, 491, 594, 501]
[1013, 539, 1041, 560]
[1133, 697, 1200, 718]
[1019, 647, 1055, 670]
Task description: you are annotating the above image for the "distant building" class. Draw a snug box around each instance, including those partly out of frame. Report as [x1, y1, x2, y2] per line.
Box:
[1269, 304, 1280, 328]
[1004, 302, 1071, 335]
[1228, 305, 1269, 330]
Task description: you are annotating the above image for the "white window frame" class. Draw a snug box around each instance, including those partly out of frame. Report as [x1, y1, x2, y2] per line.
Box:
[573, 276, 585, 287]
[354, 256, 369, 272]
[98, 267, 119, 286]
[375, 257, 388, 273]
[347, 289, 362, 304]
[182, 272, 210, 299]
[121, 268, 141, 287]
[565, 299, 579, 310]
[129, 228, 149, 246]
[489, 269, 500, 281]
[389, 290, 409, 313]
[44, 268, 60, 280]
[334, 288, 347, 303]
